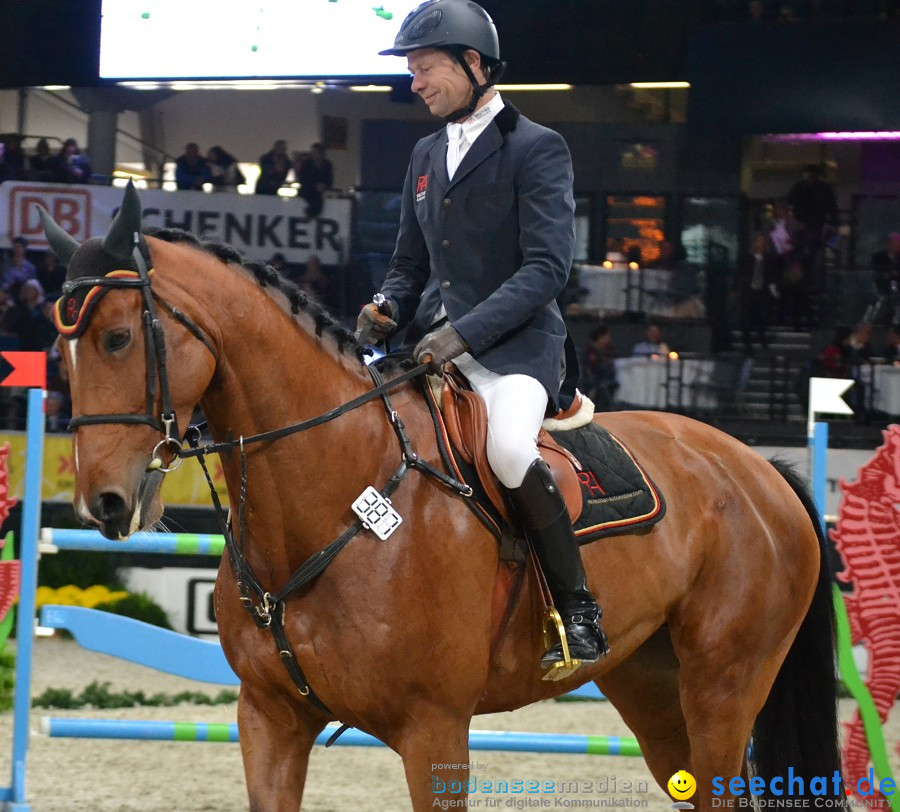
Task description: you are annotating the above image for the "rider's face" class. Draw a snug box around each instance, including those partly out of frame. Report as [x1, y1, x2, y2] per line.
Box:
[407, 48, 479, 118]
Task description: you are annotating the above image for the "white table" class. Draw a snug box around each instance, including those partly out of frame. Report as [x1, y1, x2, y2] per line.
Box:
[614, 357, 717, 410]
[871, 365, 900, 415]
[576, 265, 675, 315]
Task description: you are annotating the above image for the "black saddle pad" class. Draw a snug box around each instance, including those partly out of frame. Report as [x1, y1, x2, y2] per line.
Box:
[549, 423, 666, 544]
[420, 375, 665, 545]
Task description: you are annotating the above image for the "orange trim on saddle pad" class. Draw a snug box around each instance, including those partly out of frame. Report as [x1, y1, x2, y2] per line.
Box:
[572, 432, 665, 540]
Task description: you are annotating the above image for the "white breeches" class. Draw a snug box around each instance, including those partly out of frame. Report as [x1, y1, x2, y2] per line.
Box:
[454, 353, 547, 489]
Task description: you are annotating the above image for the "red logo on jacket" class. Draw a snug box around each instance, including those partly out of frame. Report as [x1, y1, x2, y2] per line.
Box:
[416, 175, 428, 202]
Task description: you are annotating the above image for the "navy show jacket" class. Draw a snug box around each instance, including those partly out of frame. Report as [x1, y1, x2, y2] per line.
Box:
[381, 102, 576, 408]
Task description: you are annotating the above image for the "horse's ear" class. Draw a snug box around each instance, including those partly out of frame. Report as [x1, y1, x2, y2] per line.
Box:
[101, 180, 143, 260]
[37, 205, 80, 265]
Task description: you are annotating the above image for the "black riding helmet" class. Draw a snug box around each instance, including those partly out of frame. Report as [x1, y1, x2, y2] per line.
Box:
[380, 0, 507, 122]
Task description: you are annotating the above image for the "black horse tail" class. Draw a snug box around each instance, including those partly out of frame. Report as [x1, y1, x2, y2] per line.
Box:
[751, 459, 843, 796]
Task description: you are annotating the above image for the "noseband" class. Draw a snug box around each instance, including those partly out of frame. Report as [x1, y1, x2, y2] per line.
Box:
[57, 239, 215, 472]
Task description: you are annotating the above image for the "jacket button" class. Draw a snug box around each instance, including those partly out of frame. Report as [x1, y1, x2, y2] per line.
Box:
[441, 239, 450, 248]
[441, 280, 451, 288]
[443, 198, 452, 208]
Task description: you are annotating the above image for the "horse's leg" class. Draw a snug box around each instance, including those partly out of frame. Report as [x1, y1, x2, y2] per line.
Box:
[671, 615, 789, 811]
[596, 628, 691, 795]
[237, 683, 327, 812]
[391, 710, 472, 812]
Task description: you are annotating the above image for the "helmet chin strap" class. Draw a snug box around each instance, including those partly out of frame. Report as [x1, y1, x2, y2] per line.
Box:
[442, 52, 507, 123]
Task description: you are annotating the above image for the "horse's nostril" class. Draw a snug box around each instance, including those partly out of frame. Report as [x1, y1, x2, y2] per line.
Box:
[94, 492, 128, 526]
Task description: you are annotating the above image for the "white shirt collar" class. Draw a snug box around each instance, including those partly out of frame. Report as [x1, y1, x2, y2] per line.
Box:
[447, 92, 504, 144]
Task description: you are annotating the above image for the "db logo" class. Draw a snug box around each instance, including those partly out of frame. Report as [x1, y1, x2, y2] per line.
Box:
[8, 185, 91, 247]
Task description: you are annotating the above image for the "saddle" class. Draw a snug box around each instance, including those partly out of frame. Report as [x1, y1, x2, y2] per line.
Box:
[440, 365, 584, 526]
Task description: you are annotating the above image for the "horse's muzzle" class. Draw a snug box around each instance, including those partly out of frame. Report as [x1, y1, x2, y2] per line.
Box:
[89, 469, 165, 540]
[91, 490, 132, 540]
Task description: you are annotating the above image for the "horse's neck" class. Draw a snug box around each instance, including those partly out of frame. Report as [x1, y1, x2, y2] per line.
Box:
[183, 262, 388, 573]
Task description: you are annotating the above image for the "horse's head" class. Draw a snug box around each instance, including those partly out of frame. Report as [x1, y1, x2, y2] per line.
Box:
[42, 183, 217, 539]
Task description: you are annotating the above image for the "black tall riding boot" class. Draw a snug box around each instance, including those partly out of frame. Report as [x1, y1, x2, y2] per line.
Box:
[508, 459, 610, 675]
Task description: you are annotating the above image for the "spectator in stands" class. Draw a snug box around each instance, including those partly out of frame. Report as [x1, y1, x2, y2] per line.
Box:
[0, 134, 26, 183]
[174, 143, 210, 191]
[52, 138, 92, 184]
[0, 288, 15, 336]
[2, 237, 37, 293]
[816, 326, 853, 378]
[26, 138, 55, 182]
[36, 250, 66, 300]
[871, 231, 900, 324]
[768, 199, 796, 260]
[885, 324, 900, 366]
[299, 255, 332, 308]
[255, 140, 291, 196]
[206, 145, 245, 192]
[705, 240, 733, 354]
[297, 142, 333, 219]
[631, 323, 670, 358]
[737, 232, 779, 355]
[777, 253, 814, 331]
[45, 340, 71, 431]
[786, 163, 838, 299]
[581, 323, 618, 410]
[847, 321, 875, 421]
[848, 321, 873, 364]
[9, 279, 56, 351]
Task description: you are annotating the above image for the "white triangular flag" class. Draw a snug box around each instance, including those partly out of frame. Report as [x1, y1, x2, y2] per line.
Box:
[808, 377, 855, 416]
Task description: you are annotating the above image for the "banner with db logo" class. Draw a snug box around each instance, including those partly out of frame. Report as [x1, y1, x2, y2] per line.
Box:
[1, 181, 351, 265]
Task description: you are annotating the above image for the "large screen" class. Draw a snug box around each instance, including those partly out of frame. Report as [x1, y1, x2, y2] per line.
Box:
[99, 0, 411, 80]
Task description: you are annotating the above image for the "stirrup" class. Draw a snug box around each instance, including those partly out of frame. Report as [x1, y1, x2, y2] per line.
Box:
[541, 606, 583, 681]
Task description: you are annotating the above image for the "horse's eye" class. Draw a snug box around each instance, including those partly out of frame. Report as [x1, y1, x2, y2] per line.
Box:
[103, 329, 132, 353]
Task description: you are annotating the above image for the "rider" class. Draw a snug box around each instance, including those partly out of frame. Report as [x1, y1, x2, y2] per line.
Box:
[356, 0, 609, 675]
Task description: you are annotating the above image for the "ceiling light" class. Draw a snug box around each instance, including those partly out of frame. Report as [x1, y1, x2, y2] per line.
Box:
[495, 84, 572, 92]
[763, 131, 900, 142]
[628, 82, 690, 89]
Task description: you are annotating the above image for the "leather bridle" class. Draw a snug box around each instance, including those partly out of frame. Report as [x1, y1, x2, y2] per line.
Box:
[60, 240, 216, 473]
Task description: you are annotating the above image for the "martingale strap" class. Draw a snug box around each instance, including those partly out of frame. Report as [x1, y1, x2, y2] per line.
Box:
[185, 362, 476, 718]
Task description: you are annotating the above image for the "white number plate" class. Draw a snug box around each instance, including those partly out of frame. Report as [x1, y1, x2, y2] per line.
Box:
[352, 486, 402, 541]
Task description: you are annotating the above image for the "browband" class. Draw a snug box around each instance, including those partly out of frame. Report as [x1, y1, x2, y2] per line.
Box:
[53, 268, 154, 338]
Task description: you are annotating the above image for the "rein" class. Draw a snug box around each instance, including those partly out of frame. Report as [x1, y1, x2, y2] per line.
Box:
[64, 236, 475, 721]
[178, 361, 430, 459]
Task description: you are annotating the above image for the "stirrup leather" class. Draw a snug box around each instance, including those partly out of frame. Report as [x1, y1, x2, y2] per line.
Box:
[541, 605, 583, 681]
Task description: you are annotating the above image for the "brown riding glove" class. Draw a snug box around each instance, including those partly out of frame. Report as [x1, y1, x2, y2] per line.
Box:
[414, 324, 468, 374]
[355, 300, 397, 344]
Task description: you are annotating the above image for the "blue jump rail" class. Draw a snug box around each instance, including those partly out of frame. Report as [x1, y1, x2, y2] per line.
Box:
[40, 718, 642, 756]
[39, 605, 238, 686]
[39, 528, 226, 556]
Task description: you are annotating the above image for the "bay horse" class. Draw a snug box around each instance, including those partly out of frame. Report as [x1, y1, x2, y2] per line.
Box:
[42, 184, 840, 811]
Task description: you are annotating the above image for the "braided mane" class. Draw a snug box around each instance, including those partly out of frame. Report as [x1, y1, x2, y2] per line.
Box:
[146, 228, 369, 362]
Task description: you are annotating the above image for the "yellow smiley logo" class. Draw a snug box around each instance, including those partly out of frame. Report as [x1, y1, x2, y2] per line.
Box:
[667, 770, 697, 800]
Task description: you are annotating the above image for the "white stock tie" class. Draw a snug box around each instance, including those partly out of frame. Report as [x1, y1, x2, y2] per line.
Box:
[446, 124, 467, 180]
